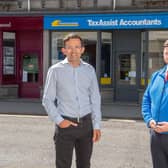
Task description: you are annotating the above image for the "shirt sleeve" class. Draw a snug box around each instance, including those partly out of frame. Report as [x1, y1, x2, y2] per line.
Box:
[141, 84, 152, 127]
[141, 73, 156, 127]
[89, 68, 102, 130]
[42, 67, 64, 125]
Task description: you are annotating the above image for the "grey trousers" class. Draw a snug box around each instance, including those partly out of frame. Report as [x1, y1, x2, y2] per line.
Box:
[54, 114, 93, 168]
[150, 129, 168, 168]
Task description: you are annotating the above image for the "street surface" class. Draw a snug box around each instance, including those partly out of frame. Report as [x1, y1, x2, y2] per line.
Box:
[0, 115, 152, 168]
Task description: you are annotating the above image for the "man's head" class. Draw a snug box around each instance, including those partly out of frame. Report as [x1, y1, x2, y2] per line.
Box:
[163, 40, 168, 64]
[61, 33, 85, 66]
[63, 33, 84, 48]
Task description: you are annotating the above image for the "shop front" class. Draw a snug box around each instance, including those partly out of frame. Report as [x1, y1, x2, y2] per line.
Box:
[0, 16, 43, 98]
[44, 12, 168, 103]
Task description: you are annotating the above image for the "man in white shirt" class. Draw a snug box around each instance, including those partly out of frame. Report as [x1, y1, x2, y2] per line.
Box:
[42, 33, 101, 168]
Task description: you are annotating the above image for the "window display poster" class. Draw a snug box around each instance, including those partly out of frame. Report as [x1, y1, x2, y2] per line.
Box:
[22, 70, 28, 82]
[3, 66, 14, 75]
[3, 46, 15, 75]
[3, 46, 14, 56]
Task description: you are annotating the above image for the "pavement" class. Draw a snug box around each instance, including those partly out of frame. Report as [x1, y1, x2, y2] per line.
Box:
[0, 98, 142, 120]
[0, 99, 152, 168]
[0, 114, 152, 168]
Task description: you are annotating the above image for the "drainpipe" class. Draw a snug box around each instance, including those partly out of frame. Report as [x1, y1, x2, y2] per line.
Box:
[28, 0, 30, 11]
[113, 0, 116, 11]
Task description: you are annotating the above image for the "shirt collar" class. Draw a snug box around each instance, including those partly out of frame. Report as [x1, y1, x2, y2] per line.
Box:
[62, 58, 69, 64]
[61, 57, 86, 66]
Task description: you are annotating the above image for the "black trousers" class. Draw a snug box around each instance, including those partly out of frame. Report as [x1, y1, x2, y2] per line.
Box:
[150, 129, 168, 168]
[54, 114, 93, 168]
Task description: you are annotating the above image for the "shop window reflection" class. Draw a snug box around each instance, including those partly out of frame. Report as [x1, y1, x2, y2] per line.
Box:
[148, 31, 167, 81]
[118, 54, 136, 85]
[51, 32, 97, 68]
[100, 32, 112, 86]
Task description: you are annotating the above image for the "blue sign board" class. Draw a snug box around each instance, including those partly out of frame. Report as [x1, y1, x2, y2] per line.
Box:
[44, 12, 168, 30]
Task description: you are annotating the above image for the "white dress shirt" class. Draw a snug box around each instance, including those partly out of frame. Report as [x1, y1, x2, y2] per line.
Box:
[42, 58, 101, 129]
[165, 65, 168, 80]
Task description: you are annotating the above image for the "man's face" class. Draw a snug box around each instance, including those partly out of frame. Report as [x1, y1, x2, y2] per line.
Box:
[163, 47, 168, 64]
[62, 38, 85, 63]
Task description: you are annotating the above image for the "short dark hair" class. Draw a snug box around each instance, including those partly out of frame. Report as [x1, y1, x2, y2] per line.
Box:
[63, 33, 84, 47]
[163, 40, 168, 48]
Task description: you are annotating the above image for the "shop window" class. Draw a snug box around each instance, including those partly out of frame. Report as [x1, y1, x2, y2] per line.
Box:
[3, 32, 15, 75]
[118, 53, 136, 85]
[148, 31, 166, 80]
[51, 31, 97, 68]
[22, 54, 39, 83]
[140, 31, 147, 87]
[100, 32, 112, 86]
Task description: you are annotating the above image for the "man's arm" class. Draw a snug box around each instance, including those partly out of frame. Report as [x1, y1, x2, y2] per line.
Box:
[89, 68, 101, 142]
[141, 86, 153, 127]
[141, 73, 157, 128]
[42, 67, 64, 125]
[89, 68, 101, 130]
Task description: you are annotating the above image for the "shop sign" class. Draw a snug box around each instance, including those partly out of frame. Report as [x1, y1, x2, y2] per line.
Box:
[44, 12, 168, 30]
[0, 22, 11, 28]
[0, 17, 43, 30]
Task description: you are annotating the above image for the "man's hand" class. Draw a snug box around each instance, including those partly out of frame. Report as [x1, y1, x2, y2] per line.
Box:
[154, 122, 168, 133]
[59, 119, 78, 128]
[149, 119, 157, 129]
[92, 129, 101, 143]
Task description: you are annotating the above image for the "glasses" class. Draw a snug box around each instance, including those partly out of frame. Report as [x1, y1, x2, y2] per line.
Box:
[65, 46, 82, 50]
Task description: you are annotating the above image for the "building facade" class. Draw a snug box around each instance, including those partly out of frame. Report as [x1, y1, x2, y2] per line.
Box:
[43, 12, 168, 103]
[0, 0, 168, 103]
[0, 16, 43, 98]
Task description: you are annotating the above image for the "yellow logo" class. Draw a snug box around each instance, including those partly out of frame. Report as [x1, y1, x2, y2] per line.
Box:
[51, 20, 79, 27]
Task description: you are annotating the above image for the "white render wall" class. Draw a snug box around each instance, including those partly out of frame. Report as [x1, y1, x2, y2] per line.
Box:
[0, 0, 143, 11]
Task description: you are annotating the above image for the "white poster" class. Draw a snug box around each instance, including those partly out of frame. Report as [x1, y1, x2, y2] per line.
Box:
[22, 70, 28, 82]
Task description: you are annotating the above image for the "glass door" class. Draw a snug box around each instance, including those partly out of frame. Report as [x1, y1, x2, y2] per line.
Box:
[22, 54, 39, 83]
[19, 52, 40, 98]
[115, 52, 138, 102]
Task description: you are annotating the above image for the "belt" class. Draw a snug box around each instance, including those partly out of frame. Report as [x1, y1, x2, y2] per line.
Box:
[62, 113, 91, 123]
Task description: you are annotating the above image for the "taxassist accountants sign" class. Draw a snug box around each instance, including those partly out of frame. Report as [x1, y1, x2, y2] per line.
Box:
[44, 12, 168, 30]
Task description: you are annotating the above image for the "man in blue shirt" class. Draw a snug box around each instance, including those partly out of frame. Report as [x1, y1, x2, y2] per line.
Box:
[42, 33, 101, 168]
[142, 40, 168, 168]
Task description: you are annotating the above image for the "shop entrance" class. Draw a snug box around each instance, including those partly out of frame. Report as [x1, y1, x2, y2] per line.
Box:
[113, 30, 141, 102]
[19, 51, 41, 98]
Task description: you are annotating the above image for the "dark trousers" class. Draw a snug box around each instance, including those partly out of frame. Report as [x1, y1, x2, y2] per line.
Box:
[54, 114, 93, 168]
[150, 129, 168, 168]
